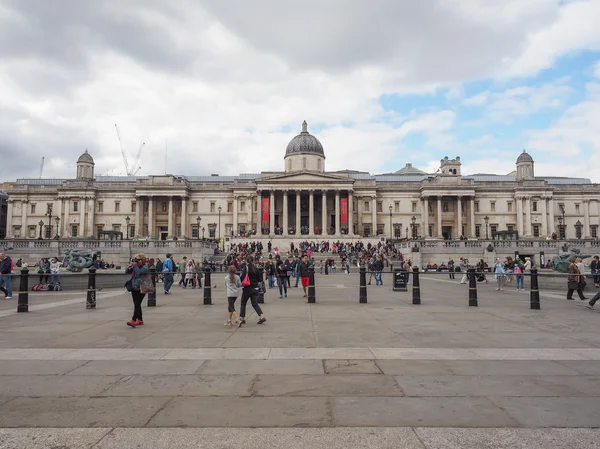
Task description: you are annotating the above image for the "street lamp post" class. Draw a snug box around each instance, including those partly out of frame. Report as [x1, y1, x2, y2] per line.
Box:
[45, 204, 53, 240]
[388, 205, 393, 241]
[125, 216, 130, 240]
[38, 220, 44, 240]
[218, 206, 222, 249]
[54, 216, 60, 240]
[411, 215, 416, 239]
[196, 216, 201, 240]
[484, 215, 489, 240]
[559, 204, 566, 239]
[202, 226, 205, 240]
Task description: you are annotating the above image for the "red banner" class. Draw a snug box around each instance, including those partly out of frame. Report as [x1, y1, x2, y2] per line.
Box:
[262, 197, 270, 224]
[341, 198, 348, 224]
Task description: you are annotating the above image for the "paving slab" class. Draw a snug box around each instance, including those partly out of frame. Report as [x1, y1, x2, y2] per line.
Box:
[0, 360, 88, 375]
[199, 359, 325, 375]
[0, 349, 75, 360]
[558, 360, 600, 374]
[371, 348, 479, 360]
[162, 348, 270, 360]
[0, 428, 111, 449]
[147, 397, 332, 427]
[222, 331, 317, 348]
[101, 374, 254, 397]
[376, 360, 455, 375]
[66, 360, 206, 376]
[324, 359, 382, 374]
[254, 375, 402, 397]
[414, 427, 600, 449]
[530, 375, 600, 396]
[0, 397, 170, 427]
[469, 348, 587, 360]
[444, 360, 581, 376]
[393, 375, 559, 397]
[0, 375, 121, 397]
[57, 348, 172, 360]
[490, 397, 600, 427]
[332, 397, 519, 427]
[269, 348, 374, 359]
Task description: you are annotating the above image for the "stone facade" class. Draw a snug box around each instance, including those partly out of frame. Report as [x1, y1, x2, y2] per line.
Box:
[3, 124, 599, 243]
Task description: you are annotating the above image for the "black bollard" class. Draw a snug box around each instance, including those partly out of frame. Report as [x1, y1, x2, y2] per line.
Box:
[86, 267, 96, 309]
[17, 268, 29, 313]
[147, 266, 157, 307]
[359, 266, 368, 303]
[203, 266, 212, 305]
[412, 266, 421, 305]
[468, 267, 478, 307]
[307, 265, 316, 303]
[257, 267, 265, 304]
[529, 268, 540, 310]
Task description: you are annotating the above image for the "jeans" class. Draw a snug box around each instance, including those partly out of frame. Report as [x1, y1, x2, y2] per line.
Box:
[294, 272, 299, 287]
[375, 271, 383, 285]
[268, 274, 275, 288]
[449, 269, 455, 279]
[240, 287, 263, 318]
[0, 274, 12, 297]
[516, 275, 524, 289]
[131, 289, 145, 321]
[163, 273, 174, 292]
[278, 276, 288, 296]
[50, 272, 61, 284]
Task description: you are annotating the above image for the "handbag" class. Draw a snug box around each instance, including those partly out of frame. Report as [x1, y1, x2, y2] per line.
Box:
[568, 280, 579, 291]
[241, 271, 250, 287]
[140, 274, 156, 294]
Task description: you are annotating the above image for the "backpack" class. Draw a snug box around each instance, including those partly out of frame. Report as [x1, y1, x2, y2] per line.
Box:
[513, 266, 522, 275]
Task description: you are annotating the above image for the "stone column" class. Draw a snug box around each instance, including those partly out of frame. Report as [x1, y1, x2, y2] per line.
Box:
[135, 197, 142, 238]
[21, 200, 28, 235]
[167, 197, 174, 237]
[296, 191, 301, 233]
[584, 199, 590, 238]
[62, 199, 69, 238]
[548, 197, 555, 235]
[540, 196, 548, 237]
[423, 197, 428, 238]
[5, 200, 13, 238]
[79, 198, 86, 237]
[437, 196, 442, 238]
[248, 195, 254, 232]
[516, 196, 523, 237]
[457, 196, 462, 238]
[470, 197, 476, 238]
[322, 190, 327, 235]
[181, 197, 187, 238]
[525, 196, 531, 237]
[348, 190, 354, 236]
[148, 197, 154, 238]
[282, 191, 288, 235]
[233, 195, 238, 236]
[335, 190, 341, 236]
[269, 191, 275, 234]
[87, 198, 95, 238]
[371, 196, 377, 236]
[309, 190, 315, 235]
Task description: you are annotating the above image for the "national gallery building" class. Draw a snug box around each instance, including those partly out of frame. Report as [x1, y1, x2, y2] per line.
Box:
[3, 122, 600, 243]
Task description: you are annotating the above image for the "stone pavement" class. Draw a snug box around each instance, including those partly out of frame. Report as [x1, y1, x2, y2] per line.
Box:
[0, 271, 599, 448]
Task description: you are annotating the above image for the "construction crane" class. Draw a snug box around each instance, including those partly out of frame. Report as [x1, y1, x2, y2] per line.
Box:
[39, 157, 45, 179]
[114, 124, 145, 176]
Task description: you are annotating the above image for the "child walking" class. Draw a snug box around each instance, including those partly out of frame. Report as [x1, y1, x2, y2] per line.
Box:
[224, 265, 241, 326]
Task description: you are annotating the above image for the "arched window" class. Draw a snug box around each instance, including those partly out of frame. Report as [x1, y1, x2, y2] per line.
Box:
[302, 157, 307, 169]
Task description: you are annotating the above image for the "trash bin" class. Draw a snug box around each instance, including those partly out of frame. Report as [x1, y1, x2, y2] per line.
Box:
[393, 268, 409, 292]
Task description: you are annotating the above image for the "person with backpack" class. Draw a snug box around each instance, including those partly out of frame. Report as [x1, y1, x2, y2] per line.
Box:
[238, 255, 266, 327]
[224, 265, 242, 326]
[162, 253, 174, 294]
[0, 252, 13, 299]
[125, 253, 150, 327]
[513, 261, 524, 291]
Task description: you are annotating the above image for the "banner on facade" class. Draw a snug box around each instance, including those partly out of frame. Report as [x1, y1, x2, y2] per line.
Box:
[262, 197, 270, 224]
[341, 198, 348, 224]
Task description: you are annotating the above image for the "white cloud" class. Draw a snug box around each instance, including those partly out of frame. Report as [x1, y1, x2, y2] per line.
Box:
[594, 61, 600, 78]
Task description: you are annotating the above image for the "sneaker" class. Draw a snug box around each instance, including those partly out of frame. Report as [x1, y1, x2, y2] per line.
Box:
[135, 320, 144, 326]
[279, 295, 283, 299]
[257, 317, 267, 325]
[5, 296, 12, 299]
[225, 321, 232, 326]
[587, 303, 596, 310]
[284, 294, 287, 298]
[126, 319, 137, 328]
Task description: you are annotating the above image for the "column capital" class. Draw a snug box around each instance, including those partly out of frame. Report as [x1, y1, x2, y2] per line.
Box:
[583, 198, 590, 203]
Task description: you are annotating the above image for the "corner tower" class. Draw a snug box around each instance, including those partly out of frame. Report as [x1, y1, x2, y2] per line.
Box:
[516, 149, 534, 181]
[284, 121, 325, 173]
[76, 150, 95, 181]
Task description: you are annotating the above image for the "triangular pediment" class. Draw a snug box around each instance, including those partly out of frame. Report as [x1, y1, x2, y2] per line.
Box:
[258, 170, 351, 183]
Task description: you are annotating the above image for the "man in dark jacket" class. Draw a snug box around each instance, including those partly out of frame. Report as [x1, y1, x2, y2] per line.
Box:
[0, 252, 13, 299]
[299, 254, 310, 297]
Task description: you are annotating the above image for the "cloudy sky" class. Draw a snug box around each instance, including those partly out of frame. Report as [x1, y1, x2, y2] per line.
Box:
[1, 0, 600, 181]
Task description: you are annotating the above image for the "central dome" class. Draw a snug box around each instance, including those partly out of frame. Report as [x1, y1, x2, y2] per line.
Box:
[285, 121, 325, 158]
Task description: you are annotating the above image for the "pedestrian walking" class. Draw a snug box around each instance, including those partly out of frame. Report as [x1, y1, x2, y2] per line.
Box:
[567, 260, 587, 300]
[125, 253, 150, 327]
[299, 254, 310, 298]
[276, 256, 289, 298]
[448, 258, 455, 279]
[224, 265, 241, 326]
[513, 262, 524, 291]
[162, 253, 174, 294]
[238, 256, 266, 327]
[494, 258, 505, 291]
[0, 252, 13, 299]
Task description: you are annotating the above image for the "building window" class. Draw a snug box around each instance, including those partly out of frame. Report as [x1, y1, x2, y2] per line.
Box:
[71, 225, 78, 237]
[363, 224, 371, 236]
[44, 226, 52, 239]
[394, 224, 401, 239]
[131, 201, 136, 213]
[533, 224, 540, 237]
[192, 225, 199, 238]
[28, 226, 36, 238]
[377, 202, 382, 213]
[115, 202, 120, 213]
[13, 226, 21, 238]
[507, 224, 514, 232]
[507, 202, 513, 213]
[240, 201, 245, 212]
[208, 224, 216, 238]
[96, 225, 104, 237]
[395, 202, 400, 213]
[176, 224, 181, 236]
[225, 224, 233, 236]
[475, 202, 479, 213]
[97, 202, 104, 213]
[364, 201, 370, 212]
[576, 223, 583, 239]
[531, 201, 537, 212]
[428, 224, 433, 237]
[490, 224, 498, 236]
[112, 224, 121, 232]
[210, 202, 215, 213]
[227, 202, 233, 213]
[591, 226, 598, 239]
[490, 202, 496, 213]
[475, 224, 481, 238]
[192, 202, 198, 212]
[412, 202, 417, 213]
[442, 202, 449, 212]
[129, 225, 135, 238]
[575, 204, 580, 214]
[302, 157, 307, 169]
[31, 204, 36, 214]
[377, 224, 384, 235]
[73, 201, 78, 212]
[161, 202, 168, 213]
